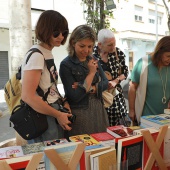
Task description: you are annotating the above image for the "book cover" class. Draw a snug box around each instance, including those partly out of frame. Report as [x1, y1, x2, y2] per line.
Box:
[85, 145, 111, 170]
[44, 142, 86, 170]
[0, 145, 24, 159]
[44, 138, 68, 146]
[164, 109, 170, 114]
[90, 148, 116, 170]
[107, 125, 133, 138]
[90, 132, 115, 141]
[22, 142, 45, 155]
[141, 114, 170, 128]
[133, 127, 158, 136]
[163, 126, 170, 168]
[142, 131, 164, 170]
[117, 135, 143, 170]
[69, 134, 99, 146]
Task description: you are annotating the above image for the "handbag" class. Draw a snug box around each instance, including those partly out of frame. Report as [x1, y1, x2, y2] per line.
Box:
[102, 88, 120, 108]
[9, 100, 48, 140]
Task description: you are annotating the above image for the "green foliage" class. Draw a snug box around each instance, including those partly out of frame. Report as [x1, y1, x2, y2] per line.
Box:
[81, 0, 115, 34]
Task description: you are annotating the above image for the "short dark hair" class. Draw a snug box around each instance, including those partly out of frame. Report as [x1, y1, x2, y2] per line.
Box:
[35, 10, 69, 46]
[67, 25, 96, 56]
[151, 36, 170, 67]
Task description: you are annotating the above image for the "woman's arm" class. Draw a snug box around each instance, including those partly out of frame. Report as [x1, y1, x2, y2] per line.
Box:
[21, 70, 72, 131]
[128, 81, 138, 122]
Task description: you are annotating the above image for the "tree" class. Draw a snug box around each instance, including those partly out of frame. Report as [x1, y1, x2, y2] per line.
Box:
[162, 0, 170, 32]
[82, 0, 114, 34]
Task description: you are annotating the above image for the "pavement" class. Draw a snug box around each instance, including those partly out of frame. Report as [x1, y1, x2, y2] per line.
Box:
[0, 89, 15, 143]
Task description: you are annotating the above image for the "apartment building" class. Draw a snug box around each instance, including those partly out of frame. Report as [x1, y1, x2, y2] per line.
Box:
[0, 0, 168, 88]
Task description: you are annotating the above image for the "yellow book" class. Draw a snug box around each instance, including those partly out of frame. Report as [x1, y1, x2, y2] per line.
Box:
[69, 134, 100, 146]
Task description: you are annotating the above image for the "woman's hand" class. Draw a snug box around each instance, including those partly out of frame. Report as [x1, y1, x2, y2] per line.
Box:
[88, 59, 98, 74]
[56, 111, 72, 131]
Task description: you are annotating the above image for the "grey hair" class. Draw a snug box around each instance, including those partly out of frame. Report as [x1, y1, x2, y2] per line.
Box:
[67, 25, 96, 56]
[98, 29, 115, 43]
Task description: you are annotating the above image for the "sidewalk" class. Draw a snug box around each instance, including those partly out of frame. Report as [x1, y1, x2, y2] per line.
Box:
[0, 89, 15, 142]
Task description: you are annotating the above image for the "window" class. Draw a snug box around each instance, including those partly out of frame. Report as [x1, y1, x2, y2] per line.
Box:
[149, 18, 155, 24]
[134, 5, 143, 22]
[32, 36, 39, 45]
[148, 9, 163, 25]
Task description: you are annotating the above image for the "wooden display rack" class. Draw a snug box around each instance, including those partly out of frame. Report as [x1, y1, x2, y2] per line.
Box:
[141, 125, 168, 170]
[0, 142, 86, 170]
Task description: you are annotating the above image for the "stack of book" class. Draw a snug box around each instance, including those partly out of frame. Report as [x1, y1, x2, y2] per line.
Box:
[140, 113, 170, 129]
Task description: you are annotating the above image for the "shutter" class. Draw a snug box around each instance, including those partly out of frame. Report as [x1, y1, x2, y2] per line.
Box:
[0, 51, 9, 89]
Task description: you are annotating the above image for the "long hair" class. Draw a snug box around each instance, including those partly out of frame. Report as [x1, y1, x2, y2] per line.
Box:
[151, 36, 170, 67]
[67, 25, 96, 57]
[35, 10, 69, 46]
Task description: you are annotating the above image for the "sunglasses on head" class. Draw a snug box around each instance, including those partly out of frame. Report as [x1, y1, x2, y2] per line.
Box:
[53, 30, 68, 38]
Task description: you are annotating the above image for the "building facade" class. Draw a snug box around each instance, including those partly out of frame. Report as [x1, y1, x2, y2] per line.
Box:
[0, 0, 169, 88]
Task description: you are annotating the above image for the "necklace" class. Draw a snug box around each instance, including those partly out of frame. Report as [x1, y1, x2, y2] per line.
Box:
[158, 67, 168, 104]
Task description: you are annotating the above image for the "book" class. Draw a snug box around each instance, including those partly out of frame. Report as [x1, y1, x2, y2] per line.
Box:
[84, 144, 111, 170]
[44, 138, 68, 146]
[44, 141, 86, 170]
[0, 145, 24, 159]
[117, 135, 143, 170]
[107, 125, 133, 138]
[141, 114, 170, 128]
[22, 142, 45, 155]
[133, 127, 158, 135]
[164, 109, 170, 114]
[90, 147, 116, 170]
[163, 126, 170, 168]
[90, 132, 115, 141]
[69, 134, 100, 146]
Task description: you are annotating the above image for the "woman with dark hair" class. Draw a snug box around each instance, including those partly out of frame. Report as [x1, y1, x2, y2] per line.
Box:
[59, 25, 109, 136]
[21, 10, 72, 143]
[129, 36, 170, 125]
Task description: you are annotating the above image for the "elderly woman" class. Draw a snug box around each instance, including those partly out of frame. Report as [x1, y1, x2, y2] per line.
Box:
[93, 28, 129, 126]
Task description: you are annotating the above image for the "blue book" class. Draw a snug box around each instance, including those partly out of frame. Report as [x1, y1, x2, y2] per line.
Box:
[141, 113, 170, 128]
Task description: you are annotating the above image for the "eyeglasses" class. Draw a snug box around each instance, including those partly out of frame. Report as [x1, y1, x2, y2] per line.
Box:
[53, 30, 68, 38]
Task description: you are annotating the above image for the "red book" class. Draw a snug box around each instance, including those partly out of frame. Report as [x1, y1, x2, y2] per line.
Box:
[90, 132, 115, 141]
[107, 125, 133, 138]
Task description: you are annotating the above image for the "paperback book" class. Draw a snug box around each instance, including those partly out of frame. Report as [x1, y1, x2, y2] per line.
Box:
[0, 145, 24, 159]
[141, 114, 170, 128]
[43, 138, 68, 146]
[107, 125, 133, 138]
[69, 134, 99, 146]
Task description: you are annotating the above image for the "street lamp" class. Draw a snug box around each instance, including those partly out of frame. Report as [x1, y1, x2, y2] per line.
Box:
[106, 0, 116, 10]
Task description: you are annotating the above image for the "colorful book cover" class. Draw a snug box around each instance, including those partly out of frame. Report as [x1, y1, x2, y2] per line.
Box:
[0, 145, 24, 159]
[141, 114, 170, 128]
[43, 138, 68, 146]
[69, 134, 99, 146]
[21, 142, 45, 155]
[107, 125, 133, 138]
[90, 132, 115, 141]
[44, 142, 86, 170]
